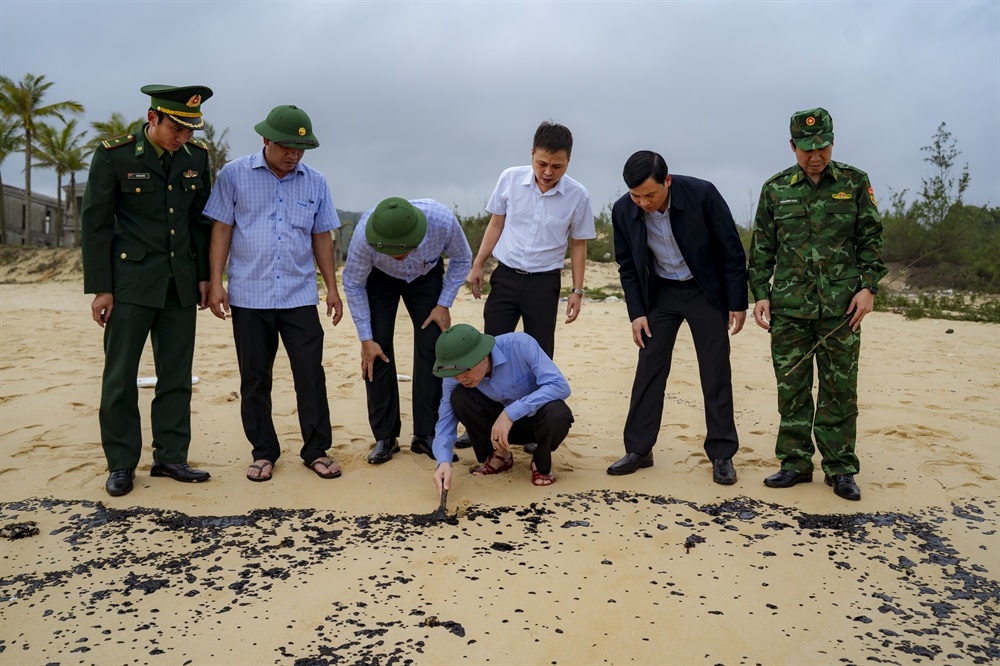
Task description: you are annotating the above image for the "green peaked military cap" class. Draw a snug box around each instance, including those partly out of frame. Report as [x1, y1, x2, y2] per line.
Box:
[433, 324, 496, 378]
[255, 104, 320, 149]
[790, 107, 834, 150]
[365, 197, 427, 255]
[140, 84, 212, 130]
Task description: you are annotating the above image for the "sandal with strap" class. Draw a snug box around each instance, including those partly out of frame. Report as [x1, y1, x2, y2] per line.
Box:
[304, 457, 342, 479]
[472, 452, 514, 476]
[531, 461, 555, 486]
[246, 460, 274, 483]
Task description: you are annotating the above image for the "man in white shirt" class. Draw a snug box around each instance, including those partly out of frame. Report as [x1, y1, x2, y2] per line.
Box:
[468, 122, 595, 359]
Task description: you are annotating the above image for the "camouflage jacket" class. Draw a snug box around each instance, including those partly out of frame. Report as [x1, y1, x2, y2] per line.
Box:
[747, 161, 886, 319]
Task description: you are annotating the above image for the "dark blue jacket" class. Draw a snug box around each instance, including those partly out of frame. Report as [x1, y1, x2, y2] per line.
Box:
[612, 174, 748, 321]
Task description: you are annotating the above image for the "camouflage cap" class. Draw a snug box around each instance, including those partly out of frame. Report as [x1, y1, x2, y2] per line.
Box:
[141, 84, 212, 130]
[790, 107, 834, 150]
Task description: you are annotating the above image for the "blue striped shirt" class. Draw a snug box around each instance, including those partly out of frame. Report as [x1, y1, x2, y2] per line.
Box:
[203, 150, 341, 309]
[343, 199, 473, 341]
[431, 332, 572, 464]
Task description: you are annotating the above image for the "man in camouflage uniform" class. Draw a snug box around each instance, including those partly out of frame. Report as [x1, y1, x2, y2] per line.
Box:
[748, 107, 886, 501]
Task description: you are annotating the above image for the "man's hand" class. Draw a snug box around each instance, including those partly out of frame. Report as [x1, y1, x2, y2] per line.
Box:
[469, 265, 485, 299]
[490, 411, 515, 450]
[422, 305, 450, 332]
[729, 310, 747, 335]
[565, 292, 582, 324]
[753, 299, 771, 331]
[91, 293, 114, 328]
[361, 339, 390, 381]
[846, 289, 875, 331]
[197, 281, 210, 310]
[327, 290, 344, 326]
[631, 316, 651, 348]
[433, 461, 452, 493]
[209, 282, 229, 320]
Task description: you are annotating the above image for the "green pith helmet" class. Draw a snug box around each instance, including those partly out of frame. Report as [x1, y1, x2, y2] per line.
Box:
[790, 107, 834, 150]
[433, 324, 496, 378]
[141, 84, 213, 129]
[365, 197, 428, 255]
[254, 104, 320, 149]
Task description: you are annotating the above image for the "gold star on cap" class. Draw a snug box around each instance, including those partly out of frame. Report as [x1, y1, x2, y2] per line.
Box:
[298, 127, 306, 136]
[806, 116, 816, 126]
[186, 95, 201, 108]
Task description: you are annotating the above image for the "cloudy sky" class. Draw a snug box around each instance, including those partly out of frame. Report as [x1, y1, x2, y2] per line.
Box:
[2, 1, 997, 223]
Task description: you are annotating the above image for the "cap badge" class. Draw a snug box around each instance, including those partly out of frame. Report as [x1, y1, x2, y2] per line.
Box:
[186, 95, 201, 108]
[805, 116, 816, 126]
[298, 127, 306, 136]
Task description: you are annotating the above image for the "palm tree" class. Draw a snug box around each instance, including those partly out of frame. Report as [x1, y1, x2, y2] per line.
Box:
[201, 122, 230, 185]
[90, 111, 143, 147]
[35, 119, 90, 247]
[0, 111, 25, 245]
[0, 73, 83, 245]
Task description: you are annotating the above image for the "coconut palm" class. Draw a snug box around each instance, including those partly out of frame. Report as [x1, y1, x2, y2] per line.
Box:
[35, 119, 91, 247]
[0, 73, 84, 245]
[90, 111, 143, 147]
[0, 111, 25, 244]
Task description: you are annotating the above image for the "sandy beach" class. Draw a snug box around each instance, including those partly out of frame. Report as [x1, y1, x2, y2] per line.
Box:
[1, 250, 998, 665]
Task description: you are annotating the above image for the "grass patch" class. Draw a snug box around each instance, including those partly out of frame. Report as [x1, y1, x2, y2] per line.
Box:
[876, 289, 1000, 323]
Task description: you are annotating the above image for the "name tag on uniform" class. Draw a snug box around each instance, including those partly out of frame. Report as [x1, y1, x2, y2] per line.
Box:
[778, 198, 800, 205]
[127, 173, 150, 179]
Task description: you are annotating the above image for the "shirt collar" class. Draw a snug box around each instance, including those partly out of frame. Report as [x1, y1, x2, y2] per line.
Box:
[251, 148, 305, 178]
[519, 167, 564, 197]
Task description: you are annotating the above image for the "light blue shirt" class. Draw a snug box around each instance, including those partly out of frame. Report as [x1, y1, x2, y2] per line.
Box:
[203, 150, 340, 309]
[645, 207, 693, 281]
[342, 199, 473, 341]
[431, 332, 571, 464]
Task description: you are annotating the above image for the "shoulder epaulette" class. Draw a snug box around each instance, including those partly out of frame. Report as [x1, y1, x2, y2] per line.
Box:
[764, 165, 798, 186]
[831, 160, 868, 178]
[186, 138, 209, 151]
[101, 133, 137, 150]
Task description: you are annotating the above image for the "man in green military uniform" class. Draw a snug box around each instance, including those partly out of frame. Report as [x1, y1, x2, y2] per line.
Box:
[748, 107, 886, 501]
[82, 84, 215, 497]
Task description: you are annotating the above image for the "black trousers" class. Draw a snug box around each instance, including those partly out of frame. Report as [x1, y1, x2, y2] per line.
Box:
[100, 280, 196, 470]
[450, 386, 573, 475]
[366, 262, 445, 440]
[230, 305, 331, 464]
[483, 262, 561, 358]
[623, 278, 739, 461]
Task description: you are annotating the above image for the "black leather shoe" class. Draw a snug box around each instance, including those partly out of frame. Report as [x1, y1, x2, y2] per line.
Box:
[522, 442, 538, 455]
[607, 452, 654, 476]
[712, 458, 737, 485]
[106, 469, 135, 496]
[454, 432, 473, 449]
[151, 462, 210, 483]
[826, 474, 861, 501]
[763, 469, 813, 488]
[411, 436, 458, 462]
[368, 438, 400, 465]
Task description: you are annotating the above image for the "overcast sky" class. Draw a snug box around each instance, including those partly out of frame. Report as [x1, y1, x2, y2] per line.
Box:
[2, 1, 997, 223]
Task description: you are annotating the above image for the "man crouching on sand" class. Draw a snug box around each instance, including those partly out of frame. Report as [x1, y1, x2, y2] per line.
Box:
[431, 324, 574, 491]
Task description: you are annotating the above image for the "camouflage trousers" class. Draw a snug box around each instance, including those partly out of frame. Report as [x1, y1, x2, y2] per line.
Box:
[770, 314, 861, 476]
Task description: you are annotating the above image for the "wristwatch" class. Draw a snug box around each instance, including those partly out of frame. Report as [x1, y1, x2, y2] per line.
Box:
[571, 288, 586, 296]
[866, 285, 878, 295]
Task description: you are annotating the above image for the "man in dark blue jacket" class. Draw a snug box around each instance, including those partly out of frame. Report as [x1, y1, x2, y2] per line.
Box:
[607, 150, 747, 484]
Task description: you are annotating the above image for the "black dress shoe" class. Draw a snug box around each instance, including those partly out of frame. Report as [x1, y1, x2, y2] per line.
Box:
[763, 469, 813, 488]
[607, 452, 654, 476]
[826, 474, 861, 501]
[454, 432, 473, 449]
[368, 438, 400, 465]
[411, 436, 458, 462]
[106, 469, 135, 497]
[151, 462, 211, 483]
[712, 458, 737, 485]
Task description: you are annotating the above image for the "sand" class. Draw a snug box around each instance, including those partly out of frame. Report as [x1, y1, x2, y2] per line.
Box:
[1, 250, 998, 665]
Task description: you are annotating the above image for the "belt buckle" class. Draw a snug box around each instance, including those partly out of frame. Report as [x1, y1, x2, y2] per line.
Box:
[515, 268, 530, 275]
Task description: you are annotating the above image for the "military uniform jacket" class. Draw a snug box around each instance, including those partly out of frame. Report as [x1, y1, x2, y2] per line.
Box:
[747, 161, 886, 319]
[81, 125, 212, 308]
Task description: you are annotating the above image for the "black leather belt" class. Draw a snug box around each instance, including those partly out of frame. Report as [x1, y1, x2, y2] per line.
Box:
[499, 262, 560, 276]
